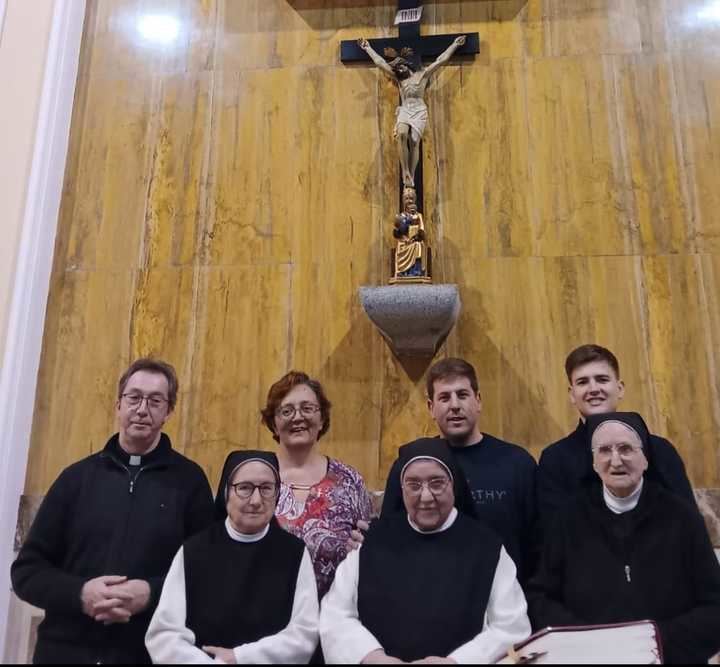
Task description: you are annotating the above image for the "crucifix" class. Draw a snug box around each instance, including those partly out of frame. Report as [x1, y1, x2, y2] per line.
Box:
[341, 1, 479, 216]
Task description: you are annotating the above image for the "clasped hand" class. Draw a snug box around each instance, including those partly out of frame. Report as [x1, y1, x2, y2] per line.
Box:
[363, 649, 456, 664]
[81, 575, 151, 625]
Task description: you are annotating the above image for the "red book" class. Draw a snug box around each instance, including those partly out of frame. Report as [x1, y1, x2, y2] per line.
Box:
[496, 620, 662, 664]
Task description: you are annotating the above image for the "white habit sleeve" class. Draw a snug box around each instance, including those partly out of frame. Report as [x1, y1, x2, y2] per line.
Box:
[319, 548, 383, 664]
[448, 546, 531, 664]
[232, 548, 319, 664]
[145, 547, 217, 664]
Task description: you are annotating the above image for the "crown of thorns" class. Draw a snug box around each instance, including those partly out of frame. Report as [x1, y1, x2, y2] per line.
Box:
[384, 46, 414, 60]
[384, 46, 418, 70]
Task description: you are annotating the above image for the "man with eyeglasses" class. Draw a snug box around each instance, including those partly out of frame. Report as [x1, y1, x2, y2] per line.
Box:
[12, 358, 214, 664]
[536, 344, 695, 531]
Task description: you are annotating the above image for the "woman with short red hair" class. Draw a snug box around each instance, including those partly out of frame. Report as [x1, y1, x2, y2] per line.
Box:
[261, 371, 372, 600]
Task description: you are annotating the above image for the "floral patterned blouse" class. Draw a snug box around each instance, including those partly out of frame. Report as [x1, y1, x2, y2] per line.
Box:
[275, 457, 372, 598]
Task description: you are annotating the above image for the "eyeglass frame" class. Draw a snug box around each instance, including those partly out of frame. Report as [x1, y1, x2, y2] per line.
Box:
[401, 476, 452, 496]
[229, 481, 279, 500]
[120, 392, 170, 410]
[275, 403, 321, 420]
[591, 443, 643, 460]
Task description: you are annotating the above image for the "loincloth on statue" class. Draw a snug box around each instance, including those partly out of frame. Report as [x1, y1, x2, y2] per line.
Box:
[394, 103, 428, 138]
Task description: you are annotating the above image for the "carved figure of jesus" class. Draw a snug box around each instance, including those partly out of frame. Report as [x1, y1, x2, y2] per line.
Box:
[358, 35, 466, 188]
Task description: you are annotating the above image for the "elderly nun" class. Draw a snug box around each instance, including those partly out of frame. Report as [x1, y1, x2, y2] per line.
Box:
[320, 437, 530, 664]
[146, 450, 318, 664]
[528, 412, 720, 664]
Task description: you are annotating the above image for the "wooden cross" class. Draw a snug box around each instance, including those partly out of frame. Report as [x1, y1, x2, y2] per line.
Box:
[341, 1, 479, 213]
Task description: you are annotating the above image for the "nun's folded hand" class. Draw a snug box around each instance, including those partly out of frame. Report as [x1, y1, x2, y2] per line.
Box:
[361, 648, 406, 664]
[411, 658, 457, 664]
[203, 646, 236, 664]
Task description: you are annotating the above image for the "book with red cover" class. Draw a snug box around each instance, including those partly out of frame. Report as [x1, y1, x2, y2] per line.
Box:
[495, 620, 662, 664]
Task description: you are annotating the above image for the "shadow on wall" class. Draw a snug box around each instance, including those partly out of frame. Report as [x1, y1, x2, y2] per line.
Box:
[435, 236, 567, 454]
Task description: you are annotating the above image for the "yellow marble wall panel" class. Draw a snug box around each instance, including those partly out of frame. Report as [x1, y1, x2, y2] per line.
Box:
[642, 254, 720, 487]
[25, 269, 135, 495]
[83, 0, 217, 77]
[612, 53, 689, 255]
[431, 0, 527, 61]
[428, 58, 532, 262]
[288, 257, 385, 487]
[660, 0, 720, 52]
[526, 55, 629, 257]
[57, 73, 157, 271]
[672, 49, 720, 254]
[26, 0, 720, 494]
[449, 253, 720, 481]
[220, 2, 397, 71]
[127, 267, 199, 460]
[204, 67, 296, 266]
[377, 354, 438, 481]
[140, 73, 215, 268]
[527, 0, 643, 58]
[181, 264, 293, 488]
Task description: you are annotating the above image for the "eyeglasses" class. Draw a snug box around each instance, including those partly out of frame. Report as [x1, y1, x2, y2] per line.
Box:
[121, 393, 169, 410]
[230, 482, 278, 499]
[275, 403, 321, 420]
[592, 443, 643, 460]
[402, 477, 451, 496]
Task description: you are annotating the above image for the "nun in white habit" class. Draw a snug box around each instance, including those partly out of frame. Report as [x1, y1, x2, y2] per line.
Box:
[320, 438, 530, 664]
[146, 450, 319, 664]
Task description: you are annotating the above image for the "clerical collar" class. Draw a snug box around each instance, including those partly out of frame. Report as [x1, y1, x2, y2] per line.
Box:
[105, 433, 170, 467]
[224, 517, 269, 543]
[407, 507, 458, 534]
[603, 478, 644, 514]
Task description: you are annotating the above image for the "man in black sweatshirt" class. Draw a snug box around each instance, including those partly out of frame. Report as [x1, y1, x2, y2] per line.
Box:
[377, 357, 537, 585]
[537, 344, 695, 531]
[11, 358, 214, 664]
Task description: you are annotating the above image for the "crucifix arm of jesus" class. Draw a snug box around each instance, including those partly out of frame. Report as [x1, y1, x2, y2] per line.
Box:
[422, 35, 466, 80]
[357, 38, 395, 78]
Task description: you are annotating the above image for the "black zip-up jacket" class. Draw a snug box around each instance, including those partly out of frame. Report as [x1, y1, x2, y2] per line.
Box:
[527, 480, 720, 663]
[11, 433, 214, 664]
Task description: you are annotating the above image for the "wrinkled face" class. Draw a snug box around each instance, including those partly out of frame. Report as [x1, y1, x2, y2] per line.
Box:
[226, 461, 278, 534]
[428, 375, 482, 445]
[116, 371, 171, 450]
[592, 422, 648, 498]
[569, 360, 625, 418]
[402, 459, 455, 531]
[273, 384, 324, 449]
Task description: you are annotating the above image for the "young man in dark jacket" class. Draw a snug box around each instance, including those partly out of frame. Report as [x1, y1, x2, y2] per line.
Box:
[11, 358, 214, 664]
[537, 344, 695, 530]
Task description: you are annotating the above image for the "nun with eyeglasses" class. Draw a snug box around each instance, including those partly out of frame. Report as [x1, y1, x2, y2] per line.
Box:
[145, 451, 319, 664]
[320, 437, 530, 664]
[528, 412, 720, 664]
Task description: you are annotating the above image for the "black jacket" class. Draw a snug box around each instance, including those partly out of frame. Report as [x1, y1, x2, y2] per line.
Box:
[537, 420, 695, 529]
[11, 433, 214, 664]
[527, 480, 720, 664]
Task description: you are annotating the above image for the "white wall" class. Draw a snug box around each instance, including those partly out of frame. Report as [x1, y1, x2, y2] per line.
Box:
[0, 0, 54, 352]
[0, 0, 86, 659]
